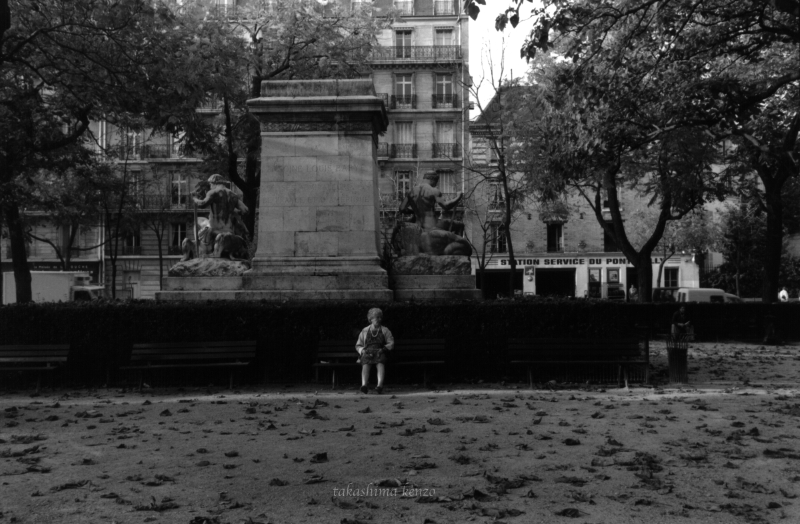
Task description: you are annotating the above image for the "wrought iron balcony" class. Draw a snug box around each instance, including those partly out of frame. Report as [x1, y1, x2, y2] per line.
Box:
[120, 246, 142, 256]
[391, 144, 417, 159]
[168, 245, 184, 256]
[394, 1, 414, 15]
[377, 93, 389, 109]
[390, 94, 416, 109]
[432, 143, 461, 158]
[432, 94, 460, 109]
[377, 142, 390, 157]
[109, 144, 199, 161]
[434, 1, 456, 15]
[371, 46, 462, 62]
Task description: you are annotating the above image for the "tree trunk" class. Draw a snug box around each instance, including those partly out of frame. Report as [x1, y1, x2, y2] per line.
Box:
[156, 231, 163, 291]
[762, 183, 783, 303]
[636, 251, 655, 305]
[4, 202, 32, 303]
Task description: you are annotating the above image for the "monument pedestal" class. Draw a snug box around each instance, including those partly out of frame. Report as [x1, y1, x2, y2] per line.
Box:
[391, 255, 483, 301]
[157, 79, 392, 302]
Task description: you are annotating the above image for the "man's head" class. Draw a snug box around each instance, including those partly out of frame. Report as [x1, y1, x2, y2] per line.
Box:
[422, 171, 439, 187]
[208, 174, 226, 187]
[679, 306, 686, 314]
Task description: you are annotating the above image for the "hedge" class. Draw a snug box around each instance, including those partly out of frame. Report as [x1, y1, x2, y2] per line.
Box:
[0, 298, 794, 385]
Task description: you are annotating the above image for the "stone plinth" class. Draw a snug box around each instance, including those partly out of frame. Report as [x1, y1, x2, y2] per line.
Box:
[246, 79, 391, 301]
[392, 255, 483, 301]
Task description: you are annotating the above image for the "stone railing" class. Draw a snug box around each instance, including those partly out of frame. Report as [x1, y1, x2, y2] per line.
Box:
[371, 46, 462, 62]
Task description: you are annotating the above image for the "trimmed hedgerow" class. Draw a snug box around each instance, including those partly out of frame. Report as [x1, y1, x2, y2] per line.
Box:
[0, 298, 793, 384]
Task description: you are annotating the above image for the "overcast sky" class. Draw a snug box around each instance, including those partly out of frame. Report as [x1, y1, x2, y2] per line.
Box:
[467, 2, 537, 120]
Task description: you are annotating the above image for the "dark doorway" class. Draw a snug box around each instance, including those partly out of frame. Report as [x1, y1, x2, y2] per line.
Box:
[535, 268, 576, 297]
[626, 267, 638, 301]
[476, 269, 523, 299]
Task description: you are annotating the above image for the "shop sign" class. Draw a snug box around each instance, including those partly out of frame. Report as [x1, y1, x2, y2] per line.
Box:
[498, 256, 675, 267]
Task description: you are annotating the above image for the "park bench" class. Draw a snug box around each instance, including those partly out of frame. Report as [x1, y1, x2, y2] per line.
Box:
[507, 335, 649, 388]
[0, 344, 71, 392]
[313, 338, 446, 389]
[122, 341, 256, 390]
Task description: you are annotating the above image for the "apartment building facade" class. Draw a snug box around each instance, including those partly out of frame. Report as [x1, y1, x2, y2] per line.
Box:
[365, 0, 470, 222]
[468, 113, 700, 300]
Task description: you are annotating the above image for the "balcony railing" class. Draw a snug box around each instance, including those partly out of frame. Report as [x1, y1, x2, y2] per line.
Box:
[390, 94, 416, 109]
[377, 142, 390, 157]
[109, 144, 199, 161]
[434, 1, 456, 15]
[168, 245, 183, 256]
[377, 93, 389, 109]
[394, 1, 414, 15]
[134, 194, 193, 210]
[120, 246, 142, 256]
[391, 144, 417, 159]
[432, 143, 461, 158]
[432, 94, 460, 108]
[371, 46, 462, 62]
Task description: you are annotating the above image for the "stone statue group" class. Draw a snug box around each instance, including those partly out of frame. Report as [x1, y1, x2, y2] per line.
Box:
[179, 170, 470, 266]
[394, 170, 471, 257]
[181, 174, 250, 262]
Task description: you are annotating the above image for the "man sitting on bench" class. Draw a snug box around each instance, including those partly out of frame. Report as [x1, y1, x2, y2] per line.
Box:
[672, 306, 691, 339]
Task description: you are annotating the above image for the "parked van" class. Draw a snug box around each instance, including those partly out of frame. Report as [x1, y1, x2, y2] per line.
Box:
[676, 288, 742, 303]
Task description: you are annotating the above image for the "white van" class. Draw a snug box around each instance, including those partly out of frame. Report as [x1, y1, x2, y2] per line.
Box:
[676, 288, 742, 303]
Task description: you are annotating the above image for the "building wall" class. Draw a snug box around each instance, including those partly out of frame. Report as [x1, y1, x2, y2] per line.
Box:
[467, 132, 702, 298]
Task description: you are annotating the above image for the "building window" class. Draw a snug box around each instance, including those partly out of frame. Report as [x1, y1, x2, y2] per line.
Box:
[546, 223, 563, 253]
[490, 223, 507, 253]
[171, 173, 188, 207]
[434, 121, 454, 157]
[395, 74, 413, 108]
[588, 268, 601, 298]
[487, 140, 499, 164]
[603, 222, 618, 252]
[394, 1, 413, 16]
[489, 182, 504, 211]
[394, 122, 414, 158]
[123, 228, 141, 256]
[664, 267, 679, 288]
[435, 2, 455, 16]
[171, 223, 187, 249]
[435, 73, 453, 107]
[395, 171, 413, 201]
[395, 30, 412, 58]
[437, 169, 456, 196]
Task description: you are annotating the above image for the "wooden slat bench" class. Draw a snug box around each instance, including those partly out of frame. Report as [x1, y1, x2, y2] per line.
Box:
[313, 338, 447, 389]
[122, 341, 256, 390]
[508, 336, 649, 388]
[0, 344, 70, 392]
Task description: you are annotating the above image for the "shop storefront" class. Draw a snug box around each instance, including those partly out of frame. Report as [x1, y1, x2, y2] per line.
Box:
[477, 254, 699, 299]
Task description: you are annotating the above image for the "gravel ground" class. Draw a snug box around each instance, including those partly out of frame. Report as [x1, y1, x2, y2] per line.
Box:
[1, 341, 799, 524]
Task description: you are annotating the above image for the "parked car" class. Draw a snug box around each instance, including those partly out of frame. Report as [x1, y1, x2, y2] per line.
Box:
[676, 287, 742, 303]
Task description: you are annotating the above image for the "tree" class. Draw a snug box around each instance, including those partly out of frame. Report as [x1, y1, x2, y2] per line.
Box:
[0, 0, 229, 302]
[465, 39, 538, 297]
[708, 203, 769, 297]
[188, 0, 389, 238]
[627, 207, 720, 296]
[517, 53, 725, 302]
[466, 0, 800, 302]
[23, 161, 114, 271]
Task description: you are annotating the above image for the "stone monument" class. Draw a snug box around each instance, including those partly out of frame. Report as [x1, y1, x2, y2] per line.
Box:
[158, 79, 392, 301]
[390, 170, 483, 301]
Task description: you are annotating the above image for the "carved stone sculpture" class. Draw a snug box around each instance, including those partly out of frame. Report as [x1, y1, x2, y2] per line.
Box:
[397, 170, 471, 257]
